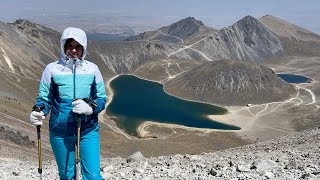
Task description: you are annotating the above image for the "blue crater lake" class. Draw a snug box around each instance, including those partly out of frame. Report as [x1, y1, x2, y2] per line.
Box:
[277, 74, 312, 83]
[106, 75, 240, 137]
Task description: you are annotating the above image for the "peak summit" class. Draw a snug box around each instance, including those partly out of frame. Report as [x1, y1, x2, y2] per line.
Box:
[162, 17, 205, 40]
[174, 17, 204, 27]
[126, 16, 212, 43]
[235, 15, 260, 28]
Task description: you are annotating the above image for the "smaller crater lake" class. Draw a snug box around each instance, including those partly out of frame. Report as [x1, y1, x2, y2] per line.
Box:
[106, 75, 240, 137]
[277, 74, 312, 83]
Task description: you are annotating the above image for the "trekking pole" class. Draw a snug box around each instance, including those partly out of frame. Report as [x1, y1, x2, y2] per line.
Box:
[33, 107, 43, 180]
[37, 125, 42, 180]
[75, 115, 81, 180]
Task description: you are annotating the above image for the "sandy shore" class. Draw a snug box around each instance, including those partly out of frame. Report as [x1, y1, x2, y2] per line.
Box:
[135, 106, 255, 138]
[105, 75, 119, 107]
[137, 120, 217, 138]
[207, 106, 254, 131]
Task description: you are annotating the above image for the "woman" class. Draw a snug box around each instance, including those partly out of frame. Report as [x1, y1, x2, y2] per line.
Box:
[29, 27, 106, 180]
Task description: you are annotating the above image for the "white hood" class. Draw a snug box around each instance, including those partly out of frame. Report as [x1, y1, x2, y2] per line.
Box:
[60, 27, 87, 60]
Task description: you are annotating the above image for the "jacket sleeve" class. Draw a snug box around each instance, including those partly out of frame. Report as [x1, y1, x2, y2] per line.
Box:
[91, 65, 107, 115]
[35, 64, 53, 116]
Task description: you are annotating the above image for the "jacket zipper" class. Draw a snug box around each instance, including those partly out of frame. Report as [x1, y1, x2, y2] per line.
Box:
[73, 59, 77, 124]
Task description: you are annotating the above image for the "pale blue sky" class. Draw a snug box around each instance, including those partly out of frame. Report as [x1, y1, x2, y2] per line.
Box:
[1, 0, 319, 34]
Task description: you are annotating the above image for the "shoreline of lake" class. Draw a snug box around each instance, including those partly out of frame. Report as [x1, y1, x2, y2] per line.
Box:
[105, 74, 244, 138]
[106, 75, 119, 107]
[277, 73, 312, 83]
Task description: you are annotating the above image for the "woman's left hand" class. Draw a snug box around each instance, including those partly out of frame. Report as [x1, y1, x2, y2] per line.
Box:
[72, 99, 93, 115]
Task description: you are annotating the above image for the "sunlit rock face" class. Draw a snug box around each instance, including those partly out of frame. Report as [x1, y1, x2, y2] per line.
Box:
[191, 15, 284, 63]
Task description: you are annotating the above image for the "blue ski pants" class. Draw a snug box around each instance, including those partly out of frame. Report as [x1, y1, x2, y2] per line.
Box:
[50, 126, 103, 180]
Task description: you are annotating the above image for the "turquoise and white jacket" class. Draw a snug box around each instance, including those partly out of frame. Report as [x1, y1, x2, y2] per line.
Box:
[35, 27, 107, 135]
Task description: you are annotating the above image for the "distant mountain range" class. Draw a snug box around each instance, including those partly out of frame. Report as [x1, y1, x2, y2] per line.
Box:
[1, 15, 320, 105]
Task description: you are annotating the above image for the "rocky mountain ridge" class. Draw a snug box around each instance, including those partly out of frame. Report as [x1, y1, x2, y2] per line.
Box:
[0, 19, 61, 102]
[259, 15, 320, 57]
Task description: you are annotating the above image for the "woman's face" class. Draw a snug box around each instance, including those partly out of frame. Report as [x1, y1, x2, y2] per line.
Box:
[65, 39, 83, 59]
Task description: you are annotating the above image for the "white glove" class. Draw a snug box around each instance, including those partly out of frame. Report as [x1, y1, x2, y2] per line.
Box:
[30, 111, 45, 126]
[72, 99, 93, 115]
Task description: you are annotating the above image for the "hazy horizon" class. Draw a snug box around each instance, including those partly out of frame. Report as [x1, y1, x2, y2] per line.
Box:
[1, 0, 319, 35]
